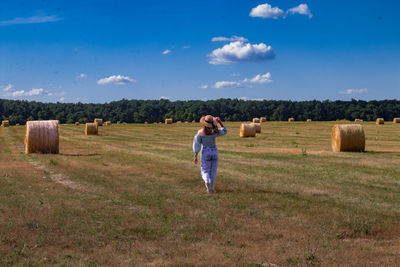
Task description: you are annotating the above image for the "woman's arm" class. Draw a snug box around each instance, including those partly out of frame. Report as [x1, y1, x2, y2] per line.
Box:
[215, 117, 227, 136]
[193, 134, 201, 164]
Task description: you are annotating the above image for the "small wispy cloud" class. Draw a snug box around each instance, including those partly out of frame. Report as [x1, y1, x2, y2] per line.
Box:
[211, 35, 248, 42]
[0, 15, 62, 26]
[340, 88, 368, 95]
[77, 73, 87, 78]
[2, 84, 13, 92]
[97, 75, 136, 85]
[59, 97, 66, 102]
[160, 96, 170, 100]
[212, 72, 273, 89]
[7, 88, 44, 97]
[162, 49, 171, 55]
[238, 97, 266, 101]
[183, 46, 190, 49]
[250, 2, 313, 19]
[199, 85, 209, 89]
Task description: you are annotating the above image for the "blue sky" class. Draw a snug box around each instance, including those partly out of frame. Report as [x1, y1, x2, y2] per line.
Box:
[0, 0, 399, 103]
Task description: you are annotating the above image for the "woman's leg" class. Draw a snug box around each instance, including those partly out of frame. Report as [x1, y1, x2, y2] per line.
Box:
[200, 149, 212, 185]
[209, 149, 219, 189]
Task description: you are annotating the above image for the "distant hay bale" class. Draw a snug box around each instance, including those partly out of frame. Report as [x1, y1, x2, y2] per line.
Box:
[177, 121, 182, 123]
[94, 118, 103, 126]
[85, 123, 98, 135]
[122, 122, 127, 125]
[376, 118, 384, 125]
[104, 121, 111, 126]
[75, 122, 79, 126]
[306, 119, 312, 122]
[16, 123, 20, 126]
[1, 120, 10, 127]
[165, 118, 173, 124]
[25, 120, 59, 154]
[184, 121, 189, 123]
[240, 123, 256, 138]
[260, 117, 267, 122]
[331, 124, 365, 152]
[192, 120, 196, 123]
[288, 118, 295, 122]
[393, 118, 400, 123]
[251, 123, 261, 133]
[252, 118, 260, 123]
[117, 121, 121, 124]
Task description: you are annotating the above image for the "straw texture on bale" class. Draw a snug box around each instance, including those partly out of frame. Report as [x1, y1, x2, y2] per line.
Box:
[25, 120, 59, 154]
[376, 118, 384, 125]
[85, 123, 98, 135]
[165, 118, 173, 124]
[240, 123, 256, 137]
[252, 118, 260, 123]
[1, 120, 10, 127]
[393, 118, 400, 123]
[306, 119, 312, 122]
[94, 118, 103, 126]
[251, 123, 261, 133]
[260, 117, 267, 122]
[331, 124, 365, 152]
[288, 118, 295, 122]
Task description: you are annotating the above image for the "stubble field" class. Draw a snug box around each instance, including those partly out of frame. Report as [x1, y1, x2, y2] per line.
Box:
[0, 121, 399, 266]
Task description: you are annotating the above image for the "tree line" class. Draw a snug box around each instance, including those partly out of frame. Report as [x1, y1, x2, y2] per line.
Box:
[1, 98, 400, 124]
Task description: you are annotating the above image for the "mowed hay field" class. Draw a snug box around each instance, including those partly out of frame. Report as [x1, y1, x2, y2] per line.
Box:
[1, 122, 400, 266]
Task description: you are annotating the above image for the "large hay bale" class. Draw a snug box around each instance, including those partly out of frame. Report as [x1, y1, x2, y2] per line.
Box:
[252, 118, 260, 123]
[376, 118, 384, 125]
[288, 118, 295, 122]
[251, 123, 261, 133]
[306, 119, 312, 122]
[165, 118, 173, 124]
[94, 118, 103, 126]
[240, 123, 256, 137]
[85, 123, 98, 135]
[25, 120, 59, 154]
[1, 120, 10, 127]
[331, 124, 365, 152]
[260, 117, 267, 122]
[393, 118, 400, 123]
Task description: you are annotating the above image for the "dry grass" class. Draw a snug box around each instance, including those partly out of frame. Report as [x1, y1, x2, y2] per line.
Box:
[1, 121, 400, 265]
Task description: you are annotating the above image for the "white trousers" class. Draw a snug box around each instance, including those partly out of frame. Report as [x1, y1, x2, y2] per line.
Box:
[200, 146, 219, 187]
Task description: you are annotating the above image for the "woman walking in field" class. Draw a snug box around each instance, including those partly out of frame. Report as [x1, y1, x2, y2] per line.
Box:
[193, 115, 227, 193]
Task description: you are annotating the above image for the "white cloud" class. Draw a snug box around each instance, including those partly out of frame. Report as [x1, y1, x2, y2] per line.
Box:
[59, 97, 66, 102]
[77, 73, 87, 78]
[209, 41, 274, 65]
[8, 88, 44, 97]
[2, 84, 13, 92]
[249, 3, 285, 19]
[162, 49, 171, 55]
[0, 15, 62, 26]
[211, 36, 248, 42]
[97, 75, 136, 85]
[183, 46, 190, 49]
[243, 72, 272, 84]
[231, 73, 241, 77]
[238, 97, 266, 101]
[340, 88, 368, 95]
[214, 81, 243, 89]
[288, 4, 313, 18]
[200, 85, 209, 89]
[213, 72, 273, 89]
[160, 96, 170, 100]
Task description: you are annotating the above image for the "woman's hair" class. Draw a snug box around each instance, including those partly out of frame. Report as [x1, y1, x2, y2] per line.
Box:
[202, 123, 219, 135]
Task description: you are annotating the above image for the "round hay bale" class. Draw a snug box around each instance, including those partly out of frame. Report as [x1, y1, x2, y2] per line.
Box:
[252, 118, 260, 123]
[1, 120, 10, 127]
[165, 118, 173, 124]
[75, 122, 80, 126]
[94, 118, 103, 126]
[260, 117, 267, 122]
[177, 121, 182, 123]
[240, 123, 256, 137]
[25, 120, 59, 154]
[393, 118, 400, 123]
[192, 120, 196, 123]
[16, 123, 20, 126]
[331, 124, 365, 152]
[376, 118, 384, 125]
[306, 119, 312, 122]
[117, 121, 121, 124]
[288, 118, 295, 122]
[251, 123, 261, 133]
[85, 123, 98, 135]
[122, 122, 127, 125]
